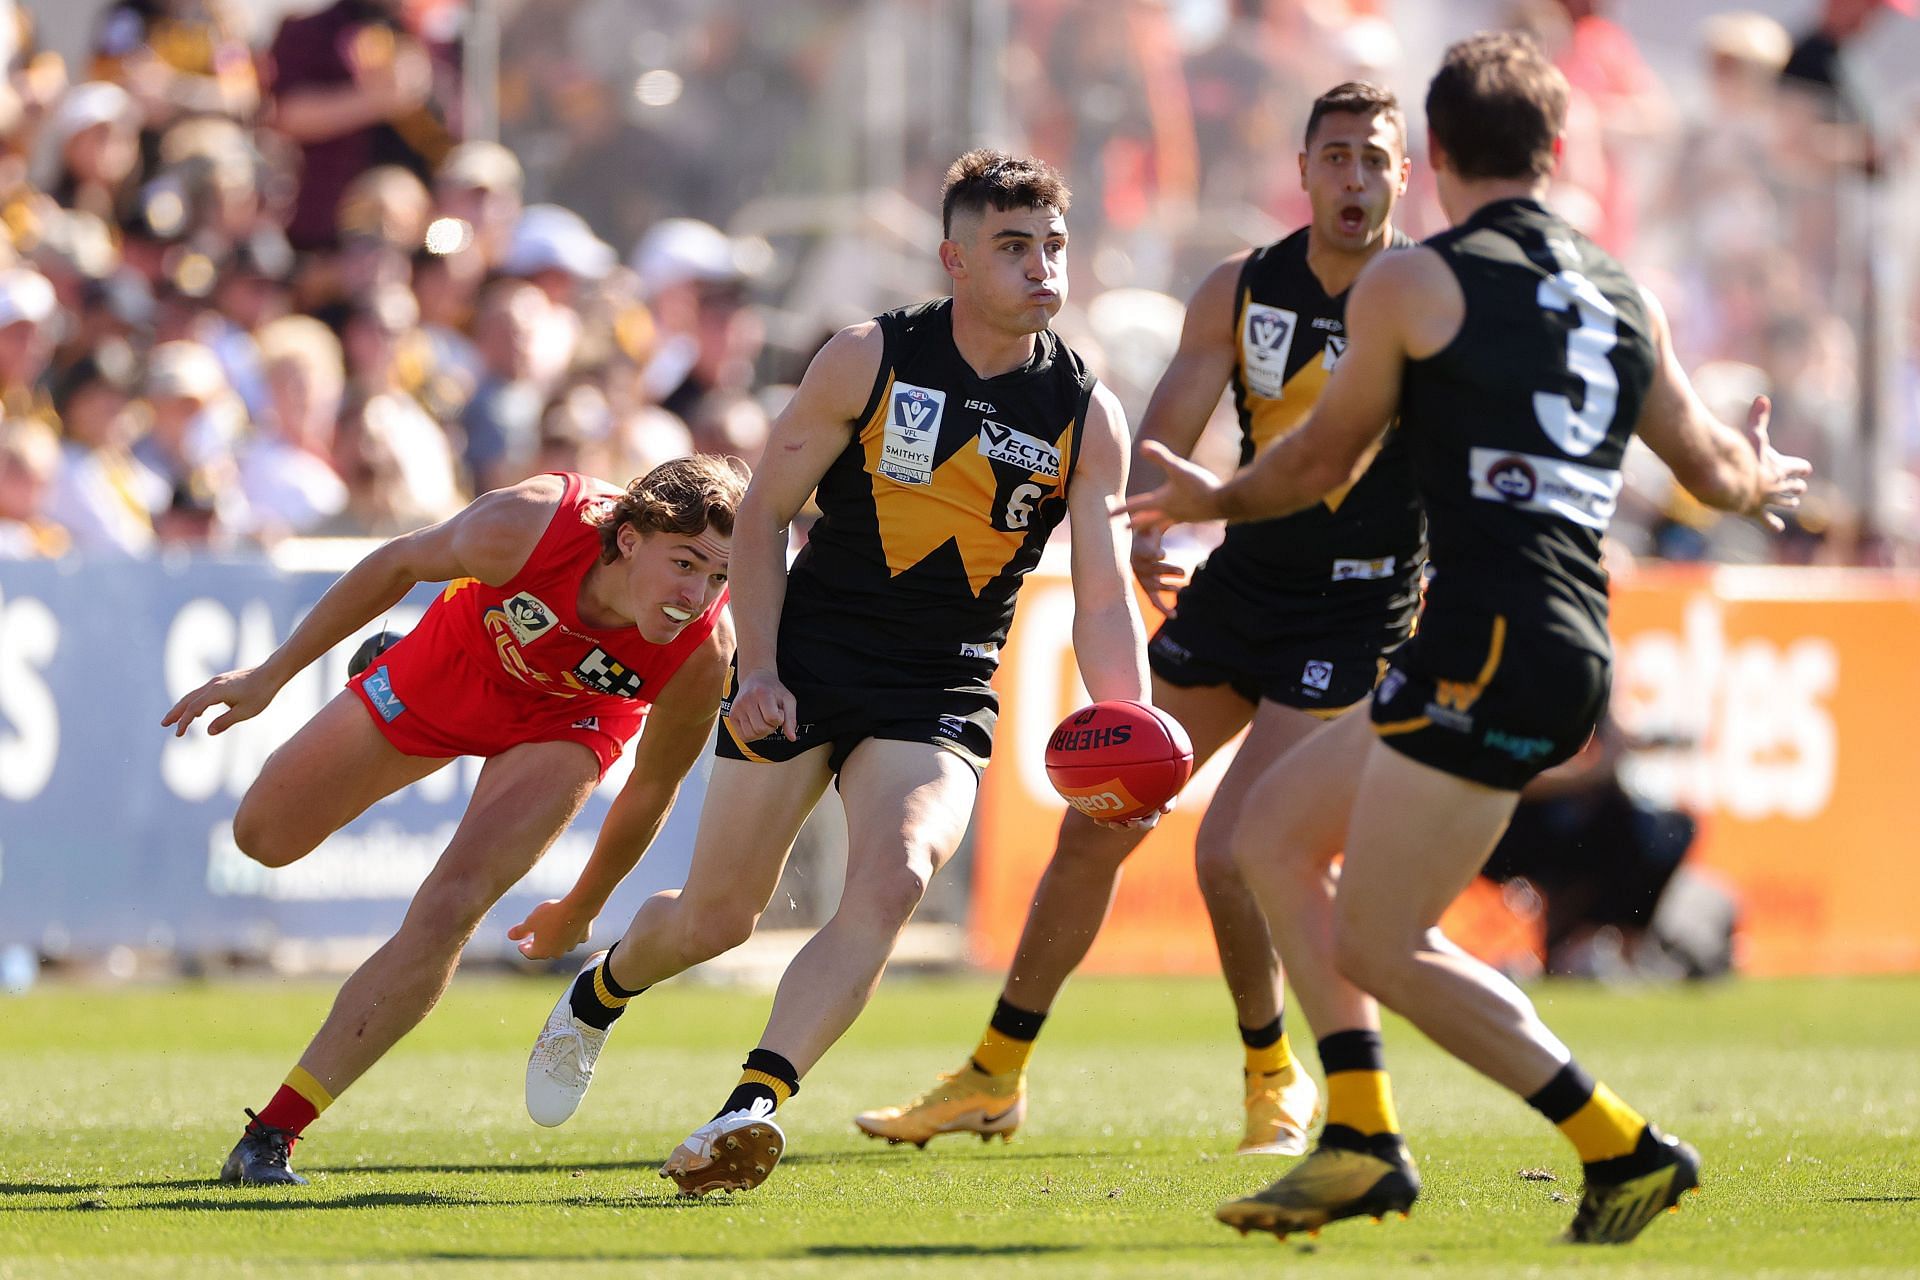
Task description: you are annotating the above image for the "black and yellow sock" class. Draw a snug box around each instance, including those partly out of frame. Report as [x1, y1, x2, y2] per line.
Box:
[715, 1048, 800, 1119]
[1240, 1015, 1293, 1078]
[970, 997, 1047, 1077]
[569, 945, 644, 1031]
[1318, 1029, 1402, 1148]
[1527, 1061, 1646, 1164]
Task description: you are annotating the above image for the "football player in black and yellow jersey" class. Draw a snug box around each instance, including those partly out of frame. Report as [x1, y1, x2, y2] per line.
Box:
[858, 83, 1423, 1159]
[524, 150, 1153, 1196]
[1128, 34, 1809, 1245]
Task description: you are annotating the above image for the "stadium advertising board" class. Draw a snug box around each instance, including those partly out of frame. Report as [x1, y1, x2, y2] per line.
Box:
[974, 560, 1920, 978]
[0, 555, 709, 959]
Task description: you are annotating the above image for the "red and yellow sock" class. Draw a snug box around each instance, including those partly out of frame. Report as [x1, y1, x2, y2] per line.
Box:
[253, 1066, 333, 1141]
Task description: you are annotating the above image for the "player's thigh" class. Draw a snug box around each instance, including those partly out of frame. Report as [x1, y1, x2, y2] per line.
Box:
[1197, 698, 1334, 851]
[1229, 705, 1373, 873]
[676, 750, 837, 918]
[237, 691, 450, 861]
[1334, 739, 1520, 952]
[1146, 674, 1256, 766]
[837, 739, 980, 890]
[408, 738, 603, 933]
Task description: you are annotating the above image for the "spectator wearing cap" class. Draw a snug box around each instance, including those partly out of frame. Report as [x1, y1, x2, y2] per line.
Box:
[132, 337, 249, 545]
[460, 276, 546, 494]
[0, 267, 57, 424]
[631, 217, 762, 420]
[502, 202, 610, 386]
[434, 139, 521, 271]
[340, 282, 461, 520]
[242, 314, 348, 537]
[49, 81, 142, 224]
[265, 0, 456, 251]
[0, 415, 68, 557]
[44, 338, 162, 556]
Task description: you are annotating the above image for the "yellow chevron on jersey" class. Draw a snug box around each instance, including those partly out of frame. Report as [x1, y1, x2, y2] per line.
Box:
[442, 577, 479, 601]
[857, 373, 1076, 596]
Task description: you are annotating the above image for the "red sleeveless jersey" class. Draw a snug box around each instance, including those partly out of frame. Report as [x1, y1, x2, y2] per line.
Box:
[347, 472, 726, 775]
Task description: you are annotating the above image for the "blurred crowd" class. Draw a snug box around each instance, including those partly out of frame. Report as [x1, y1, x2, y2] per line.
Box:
[0, 0, 1914, 565]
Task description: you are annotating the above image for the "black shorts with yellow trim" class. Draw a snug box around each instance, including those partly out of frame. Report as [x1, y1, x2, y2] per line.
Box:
[713, 659, 997, 777]
[1369, 611, 1610, 791]
[1149, 581, 1400, 716]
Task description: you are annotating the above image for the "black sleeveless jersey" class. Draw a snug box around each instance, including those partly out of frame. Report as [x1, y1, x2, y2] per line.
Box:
[1199, 227, 1425, 637]
[1402, 198, 1656, 657]
[783, 298, 1096, 682]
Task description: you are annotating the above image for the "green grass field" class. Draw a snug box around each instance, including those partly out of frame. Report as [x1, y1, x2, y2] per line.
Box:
[3, 972, 1917, 1278]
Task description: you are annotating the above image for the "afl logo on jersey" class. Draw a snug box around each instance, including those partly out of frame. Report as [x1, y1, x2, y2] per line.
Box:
[1486, 456, 1538, 501]
[1242, 303, 1298, 400]
[501, 592, 558, 645]
[879, 382, 945, 485]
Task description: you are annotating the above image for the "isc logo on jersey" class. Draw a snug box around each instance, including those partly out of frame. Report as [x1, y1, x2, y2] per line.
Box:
[977, 422, 1060, 478]
[880, 383, 945, 485]
[1242, 303, 1299, 399]
[501, 592, 558, 645]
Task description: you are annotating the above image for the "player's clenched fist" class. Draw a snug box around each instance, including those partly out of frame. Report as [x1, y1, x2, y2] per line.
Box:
[727, 667, 799, 742]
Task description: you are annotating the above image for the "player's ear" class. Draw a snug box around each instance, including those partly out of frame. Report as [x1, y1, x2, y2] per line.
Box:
[938, 238, 966, 280]
[1549, 133, 1566, 174]
[1397, 155, 1412, 196]
[617, 522, 640, 558]
[1297, 150, 1308, 191]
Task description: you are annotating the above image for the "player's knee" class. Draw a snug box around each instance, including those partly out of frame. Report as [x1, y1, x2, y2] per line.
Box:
[677, 907, 758, 964]
[402, 883, 497, 946]
[230, 800, 313, 869]
[1331, 923, 1411, 1003]
[844, 860, 932, 930]
[1193, 832, 1243, 898]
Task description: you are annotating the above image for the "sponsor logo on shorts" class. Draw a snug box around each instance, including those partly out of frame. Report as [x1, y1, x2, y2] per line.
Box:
[1332, 555, 1396, 582]
[1150, 633, 1193, 663]
[1468, 447, 1622, 531]
[571, 716, 600, 732]
[364, 664, 406, 722]
[1483, 728, 1555, 761]
[1377, 667, 1408, 703]
[502, 592, 558, 645]
[1301, 659, 1333, 694]
[1241, 303, 1298, 400]
[936, 714, 970, 740]
[1423, 701, 1475, 733]
[574, 648, 644, 698]
[977, 422, 1060, 478]
[879, 382, 945, 485]
[959, 641, 999, 660]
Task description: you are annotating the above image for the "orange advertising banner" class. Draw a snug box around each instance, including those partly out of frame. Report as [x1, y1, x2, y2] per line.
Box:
[971, 561, 1920, 978]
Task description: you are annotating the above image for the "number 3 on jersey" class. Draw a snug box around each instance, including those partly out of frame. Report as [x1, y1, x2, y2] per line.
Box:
[1533, 269, 1619, 458]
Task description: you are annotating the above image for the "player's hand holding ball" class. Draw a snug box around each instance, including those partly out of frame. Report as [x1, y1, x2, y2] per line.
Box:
[1045, 700, 1194, 830]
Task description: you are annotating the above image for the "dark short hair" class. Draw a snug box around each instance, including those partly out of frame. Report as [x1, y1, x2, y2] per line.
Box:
[1304, 81, 1406, 153]
[1425, 32, 1569, 181]
[595, 454, 749, 563]
[940, 149, 1071, 238]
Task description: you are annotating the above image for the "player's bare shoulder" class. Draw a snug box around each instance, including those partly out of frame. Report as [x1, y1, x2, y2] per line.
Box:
[451, 476, 569, 584]
[1351, 245, 1462, 360]
[799, 320, 887, 421]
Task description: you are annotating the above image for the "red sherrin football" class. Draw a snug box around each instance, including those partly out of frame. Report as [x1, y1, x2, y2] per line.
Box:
[1044, 700, 1195, 822]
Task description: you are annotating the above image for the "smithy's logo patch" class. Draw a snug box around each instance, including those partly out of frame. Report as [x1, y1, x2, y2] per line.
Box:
[977, 422, 1060, 478]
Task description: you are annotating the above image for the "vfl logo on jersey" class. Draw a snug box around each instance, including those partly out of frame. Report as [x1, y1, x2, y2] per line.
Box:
[879, 382, 945, 485]
[1242, 302, 1298, 400]
[1468, 447, 1622, 531]
[977, 422, 1061, 478]
[501, 592, 558, 645]
[573, 648, 644, 698]
[1332, 555, 1396, 582]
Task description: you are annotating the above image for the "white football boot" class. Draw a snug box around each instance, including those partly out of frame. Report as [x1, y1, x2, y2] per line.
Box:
[525, 952, 614, 1128]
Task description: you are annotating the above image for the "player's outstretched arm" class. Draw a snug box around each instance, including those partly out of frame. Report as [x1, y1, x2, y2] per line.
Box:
[1127, 255, 1245, 612]
[725, 322, 883, 743]
[509, 613, 735, 959]
[1067, 382, 1150, 706]
[160, 479, 557, 737]
[1631, 287, 1812, 530]
[1121, 248, 1437, 535]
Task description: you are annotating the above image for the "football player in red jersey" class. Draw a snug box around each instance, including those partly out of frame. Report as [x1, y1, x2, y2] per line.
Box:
[162, 456, 746, 1185]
